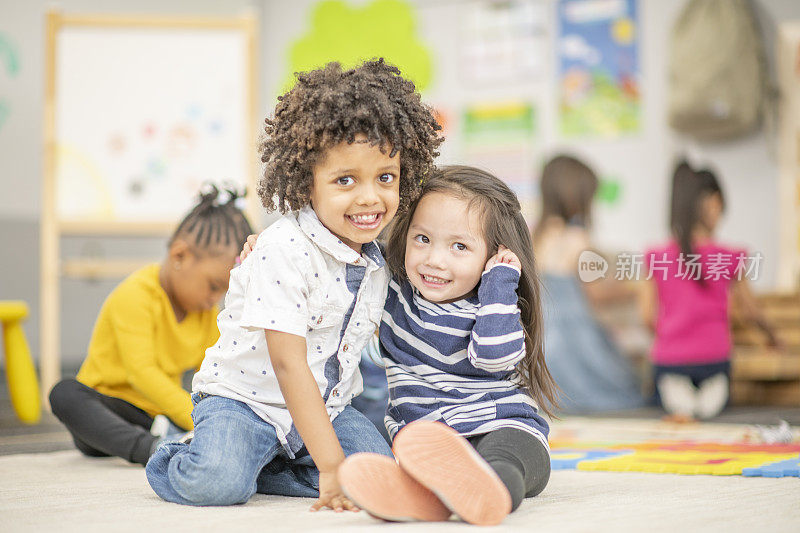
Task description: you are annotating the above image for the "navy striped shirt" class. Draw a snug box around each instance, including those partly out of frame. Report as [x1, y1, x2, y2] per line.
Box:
[380, 263, 549, 449]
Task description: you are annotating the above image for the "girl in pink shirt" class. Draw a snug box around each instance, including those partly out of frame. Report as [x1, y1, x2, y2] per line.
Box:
[641, 162, 778, 421]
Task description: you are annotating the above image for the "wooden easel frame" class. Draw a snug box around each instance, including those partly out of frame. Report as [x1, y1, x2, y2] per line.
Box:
[776, 22, 800, 290]
[41, 11, 259, 406]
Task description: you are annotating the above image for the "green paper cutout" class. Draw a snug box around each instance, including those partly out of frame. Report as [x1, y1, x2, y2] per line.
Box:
[0, 33, 20, 131]
[0, 99, 9, 129]
[0, 33, 20, 77]
[596, 178, 622, 204]
[285, 0, 432, 93]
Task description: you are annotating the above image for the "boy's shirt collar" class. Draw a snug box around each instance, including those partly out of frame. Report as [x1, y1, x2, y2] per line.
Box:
[297, 205, 385, 268]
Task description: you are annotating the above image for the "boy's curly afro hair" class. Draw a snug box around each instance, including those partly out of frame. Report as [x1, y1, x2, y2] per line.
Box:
[257, 58, 443, 213]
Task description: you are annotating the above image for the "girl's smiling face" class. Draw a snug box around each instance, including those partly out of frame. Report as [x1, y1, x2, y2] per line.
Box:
[404, 191, 489, 304]
[309, 135, 401, 253]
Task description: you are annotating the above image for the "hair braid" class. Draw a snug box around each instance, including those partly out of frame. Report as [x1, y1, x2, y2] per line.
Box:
[170, 185, 255, 256]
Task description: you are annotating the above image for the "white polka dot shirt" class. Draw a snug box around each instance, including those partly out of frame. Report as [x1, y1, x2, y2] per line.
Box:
[192, 205, 389, 456]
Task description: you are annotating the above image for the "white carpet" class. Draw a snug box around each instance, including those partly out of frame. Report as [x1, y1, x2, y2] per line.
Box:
[1, 448, 798, 533]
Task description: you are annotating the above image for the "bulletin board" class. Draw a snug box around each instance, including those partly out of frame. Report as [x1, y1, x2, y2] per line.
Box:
[41, 11, 258, 402]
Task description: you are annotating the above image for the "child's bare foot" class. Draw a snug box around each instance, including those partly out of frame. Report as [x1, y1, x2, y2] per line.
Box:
[662, 413, 695, 424]
[338, 453, 451, 522]
[393, 421, 511, 526]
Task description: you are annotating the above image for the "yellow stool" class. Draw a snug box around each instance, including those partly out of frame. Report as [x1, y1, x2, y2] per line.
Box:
[0, 301, 41, 424]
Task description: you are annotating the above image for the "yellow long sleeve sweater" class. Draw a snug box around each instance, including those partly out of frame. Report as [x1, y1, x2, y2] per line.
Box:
[76, 264, 219, 430]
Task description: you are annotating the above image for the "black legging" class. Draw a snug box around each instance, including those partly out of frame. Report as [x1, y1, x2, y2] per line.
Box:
[49, 379, 158, 466]
[468, 428, 550, 512]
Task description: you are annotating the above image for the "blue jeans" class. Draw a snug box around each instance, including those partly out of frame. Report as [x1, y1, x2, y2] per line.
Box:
[145, 394, 392, 506]
[350, 355, 390, 443]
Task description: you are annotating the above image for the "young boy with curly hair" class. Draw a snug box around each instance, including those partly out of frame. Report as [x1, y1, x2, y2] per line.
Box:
[145, 59, 442, 511]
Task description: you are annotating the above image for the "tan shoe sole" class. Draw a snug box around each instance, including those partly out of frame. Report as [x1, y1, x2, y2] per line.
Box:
[339, 453, 451, 522]
[393, 421, 512, 526]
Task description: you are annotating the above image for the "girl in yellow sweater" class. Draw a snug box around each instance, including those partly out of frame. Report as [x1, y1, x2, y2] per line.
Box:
[49, 187, 253, 465]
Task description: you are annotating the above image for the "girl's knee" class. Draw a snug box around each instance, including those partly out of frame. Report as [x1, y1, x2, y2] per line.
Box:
[72, 437, 107, 458]
[526, 452, 551, 498]
[48, 379, 80, 419]
[519, 439, 550, 499]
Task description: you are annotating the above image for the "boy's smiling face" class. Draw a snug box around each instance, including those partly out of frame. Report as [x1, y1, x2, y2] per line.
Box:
[309, 135, 401, 253]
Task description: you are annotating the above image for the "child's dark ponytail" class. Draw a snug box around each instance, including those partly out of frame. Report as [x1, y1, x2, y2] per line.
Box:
[171, 184, 254, 255]
[669, 159, 725, 285]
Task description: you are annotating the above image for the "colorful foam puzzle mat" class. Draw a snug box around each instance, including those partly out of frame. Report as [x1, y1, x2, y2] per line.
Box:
[742, 456, 800, 478]
[549, 439, 800, 477]
[550, 449, 631, 470]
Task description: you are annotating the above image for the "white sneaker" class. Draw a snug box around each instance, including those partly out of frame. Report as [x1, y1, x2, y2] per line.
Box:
[150, 415, 191, 453]
[694, 373, 729, 420]
[151, 415, 186, 439]
[657, 374, 696, 419]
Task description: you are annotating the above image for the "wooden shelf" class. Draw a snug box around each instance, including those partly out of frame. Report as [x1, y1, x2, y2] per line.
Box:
[733, 327, 800, 347]
[61, 259, 156, 279]
[732, 348, 800, 380]
[59, 220, 174, 236]
[730, 291, 800, 406]
[759, 305, 800, 325]
[731, 380, 800, 406]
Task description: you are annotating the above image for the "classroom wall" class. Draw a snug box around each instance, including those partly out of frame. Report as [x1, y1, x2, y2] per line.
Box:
[0, 0, 796, 369]
[262, 0, 795, 289]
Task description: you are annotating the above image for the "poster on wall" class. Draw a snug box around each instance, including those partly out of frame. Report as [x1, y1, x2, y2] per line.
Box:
[460, 0, 548, 83]
[460, 101, 539, 225]
[557, 0, 640, 138]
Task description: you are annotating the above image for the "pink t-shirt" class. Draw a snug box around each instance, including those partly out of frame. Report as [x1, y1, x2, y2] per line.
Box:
[644, 241, 747, 366]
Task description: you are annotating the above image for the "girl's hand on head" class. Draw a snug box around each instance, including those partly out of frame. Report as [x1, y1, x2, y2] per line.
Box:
[239, 234, 258, 262]
[485, 245, 521, 271]
[310, 470, 359, 513]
